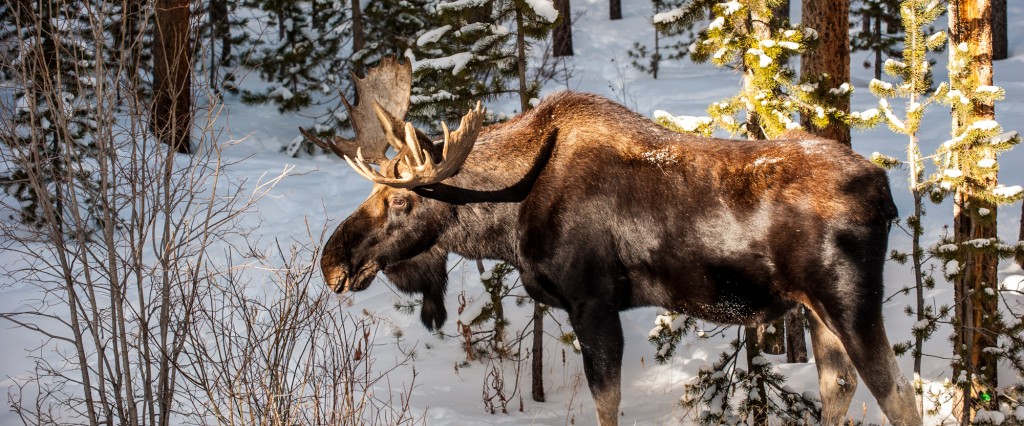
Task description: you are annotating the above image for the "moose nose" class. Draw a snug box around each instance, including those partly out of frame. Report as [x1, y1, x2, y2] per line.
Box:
[323, 267, 347, 293]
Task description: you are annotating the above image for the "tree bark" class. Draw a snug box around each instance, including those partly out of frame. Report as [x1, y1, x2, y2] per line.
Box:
[352, 0, 365, 58]
[800, 0, 851, 146]
[553, 0, 573, 56]
[609, 0, 621, 20]
[949, 0, 999, 421]
[992, 0, 1007, 60]
[784, 308, 808, 363]
[532, 303, 545, 402]
[762, 319, 785, 355]
[152, 0, 193, 154]
[1018, 203, 1024, 268]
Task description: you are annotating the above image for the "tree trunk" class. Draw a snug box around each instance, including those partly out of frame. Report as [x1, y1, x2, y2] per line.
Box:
[609, 0, 621, 20]
[784, 308, 808, 363]
[352, 0, 365, 60]
[515, 7, 530, 113]
[553, 0, 573, 57]
[532, 303, 545, 402]
[208, 0, 228, 91]
[800, 0, 851, 146]
[949, 0, 999, 421]
[761, 319, 785, 355]
[152, 0, 193, 154]
[873, 11, 882, 80]
[1018, 203, 1024, 268]
[992, 0, 1007, 60]
[744, 327, 768, 426]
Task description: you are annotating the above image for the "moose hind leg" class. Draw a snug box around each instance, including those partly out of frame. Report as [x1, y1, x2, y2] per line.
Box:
[808, 275, 922, 424]
[569, 302, 624, 426]
[824, 308, 921, 425]
[806, 308, 859, 425]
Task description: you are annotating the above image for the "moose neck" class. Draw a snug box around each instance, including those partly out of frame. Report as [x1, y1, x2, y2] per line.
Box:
[416, 107, 562, 269]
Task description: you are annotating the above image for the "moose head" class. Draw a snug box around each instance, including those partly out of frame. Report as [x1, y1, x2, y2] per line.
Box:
[301, 58, 484, 330]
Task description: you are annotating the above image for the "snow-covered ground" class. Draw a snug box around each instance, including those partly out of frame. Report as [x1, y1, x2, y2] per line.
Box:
[2, 0, 1024, 424]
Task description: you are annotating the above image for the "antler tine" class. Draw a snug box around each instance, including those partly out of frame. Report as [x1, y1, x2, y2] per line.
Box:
[375, 101, 484, 188]
[340, 102, 485, 188]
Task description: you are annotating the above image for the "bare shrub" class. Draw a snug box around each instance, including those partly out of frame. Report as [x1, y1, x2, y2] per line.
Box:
[0, 2, 420, 425]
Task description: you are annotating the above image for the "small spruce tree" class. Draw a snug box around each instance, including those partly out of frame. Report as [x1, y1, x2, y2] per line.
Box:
[863, 0, 948, 415]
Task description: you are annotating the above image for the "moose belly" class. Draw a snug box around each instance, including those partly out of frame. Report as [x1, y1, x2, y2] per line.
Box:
[631, 262, 796, 326]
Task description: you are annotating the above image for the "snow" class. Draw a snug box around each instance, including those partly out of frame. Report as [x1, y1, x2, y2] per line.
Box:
[653, 110, 711, 132]
[524, 0, 558, 23]
[414, 51, 475, 75]
[417, 25, 452, 46]
[970, 119, 1000, 131]
[1003, 275, 1024, 292]
[458, 294, 490, 324]
[708, 16, 725, 30]
[270, 86, 294, 100]
[3, 1, 1024, 425]
[721, 1, 742, 16]
[992, 185, 1023, 198]
[975, 409, 1006, 424]
[435, 0, 488, 13]
[652, 8, 686, 25]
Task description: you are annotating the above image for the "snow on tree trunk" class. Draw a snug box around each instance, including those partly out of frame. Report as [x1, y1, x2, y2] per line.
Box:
[152, 0, 193, 154]
[799, 0, 851, 146]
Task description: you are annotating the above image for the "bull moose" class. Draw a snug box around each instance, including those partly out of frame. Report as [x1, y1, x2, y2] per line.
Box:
[304, 58, 922, 425]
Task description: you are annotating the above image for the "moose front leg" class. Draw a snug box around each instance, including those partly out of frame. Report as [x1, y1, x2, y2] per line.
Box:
[569, 302, 624, 426]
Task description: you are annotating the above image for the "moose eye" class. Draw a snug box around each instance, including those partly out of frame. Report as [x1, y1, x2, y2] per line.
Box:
[389, 197, 408, 210]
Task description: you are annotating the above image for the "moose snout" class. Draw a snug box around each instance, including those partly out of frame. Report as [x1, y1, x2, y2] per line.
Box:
[322, 267, 348, 293]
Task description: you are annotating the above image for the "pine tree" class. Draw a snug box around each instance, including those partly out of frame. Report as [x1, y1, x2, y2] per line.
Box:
[191, 0, 249, 94]
[239, 1, 352, 128]
[410, 0, 558, 127]
[355, 0, 434, 70]
[850, 0, 904, 80]
[654, 1, 850, 139]
[939, 0, 1023, 418]
[647, 314, 821, 423]
[0, 0, 102, 230]
[865, 0, 947, 414]
[627, 0, 690, 79]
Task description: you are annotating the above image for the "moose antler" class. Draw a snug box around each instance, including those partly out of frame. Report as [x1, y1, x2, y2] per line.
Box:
[299, 57, 413, 164]
[345, 101, 485, 188]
